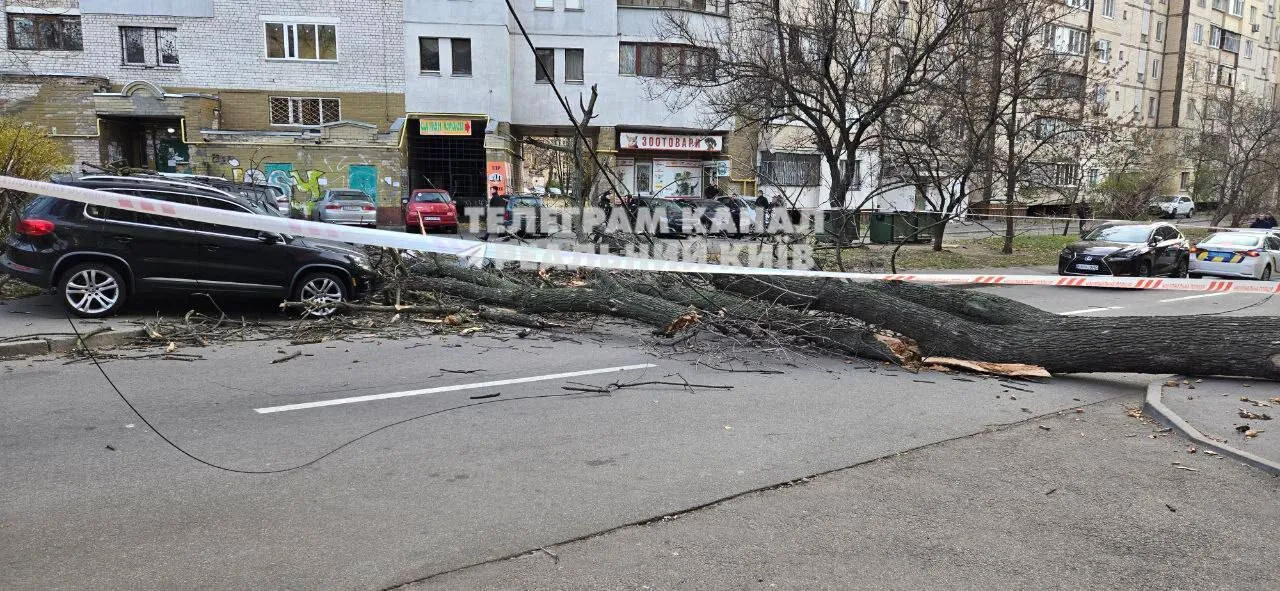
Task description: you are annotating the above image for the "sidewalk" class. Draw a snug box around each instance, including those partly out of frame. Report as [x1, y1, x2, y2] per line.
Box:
[1159, 378, 1280, 472]
[417, 401, 1280, 590]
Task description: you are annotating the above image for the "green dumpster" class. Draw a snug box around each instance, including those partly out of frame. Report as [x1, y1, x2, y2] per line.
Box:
[869, 212, 896, 244]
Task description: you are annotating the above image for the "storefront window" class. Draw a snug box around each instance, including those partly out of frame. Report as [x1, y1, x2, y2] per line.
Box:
[635, 162, 652, 194]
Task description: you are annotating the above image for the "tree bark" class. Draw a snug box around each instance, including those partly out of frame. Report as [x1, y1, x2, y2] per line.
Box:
[714, 275, 1280, 378]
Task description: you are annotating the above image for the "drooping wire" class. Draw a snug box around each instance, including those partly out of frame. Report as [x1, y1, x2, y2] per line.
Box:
[63, 309, 606, 474]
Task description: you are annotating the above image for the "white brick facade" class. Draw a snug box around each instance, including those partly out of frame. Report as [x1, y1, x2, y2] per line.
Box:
[2, 0, 404, 93]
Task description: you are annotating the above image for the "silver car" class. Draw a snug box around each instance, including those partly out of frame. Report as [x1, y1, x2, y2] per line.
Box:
[312, 188, 377, 227]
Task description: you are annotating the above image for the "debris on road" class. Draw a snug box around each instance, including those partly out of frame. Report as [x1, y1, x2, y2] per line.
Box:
[1038, 425, 1051, 431]
[1237, 409, 1272, 420]
[922, 357, 1051, 378]
[271, 351, 302, 364]
[468, 392, 501, 400]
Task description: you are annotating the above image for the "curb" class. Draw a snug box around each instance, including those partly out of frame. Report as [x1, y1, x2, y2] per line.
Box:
[0, 327, 148, 359]
[1143, 377, 1280, 476]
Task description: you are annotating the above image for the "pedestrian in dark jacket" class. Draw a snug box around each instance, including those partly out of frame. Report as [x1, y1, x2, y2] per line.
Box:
[1074, 201, 1092, 234]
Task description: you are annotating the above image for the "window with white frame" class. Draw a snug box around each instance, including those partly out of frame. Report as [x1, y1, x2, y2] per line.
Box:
[534, 0, 553, 8]
[265, 21, 336, 60]
[618, 42, 716, 80]
[1231, 0, 1244, 15]
[1212, 0, 1227, 11]
[1042, 25, 1088, 55]
[1210, 26, 1241, 53]
[1193, 23, 1203, 44]
[1246, 39, 1254, 59]
[419, 37, 439, 73]
[120, 27, 179, 66]
[565, 48, 584, 82]
[1153, 59, 1160, 78]
[1095, 39, 1111, 62]
[1065, 0, 1090, 9]
[565, 0, 583, 9]
[1191, 61, 1199, 80]
[1102, 0, 1115, 15]
[269, 97, 340, 126]
[1155, 21, 1164, 41]
[760, 152, 820, 186]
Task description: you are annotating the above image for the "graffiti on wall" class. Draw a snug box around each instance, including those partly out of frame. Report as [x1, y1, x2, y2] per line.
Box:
[291, 169, 328, 199]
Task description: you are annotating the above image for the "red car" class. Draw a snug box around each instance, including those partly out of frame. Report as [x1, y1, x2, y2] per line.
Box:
[404, 189, 459, 233]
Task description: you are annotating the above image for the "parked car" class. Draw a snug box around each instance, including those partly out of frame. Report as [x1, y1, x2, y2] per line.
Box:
[312, 188, 377, 228]
[1, 176, 376, 318]
[635, 197, 689, 236]
[404, 189, 458, 233]
[1058, 222, 1190, 277]
[1189, 230, 1280, 280]
[1148, 195, 1195, 219]
[158, 173, 291, 215]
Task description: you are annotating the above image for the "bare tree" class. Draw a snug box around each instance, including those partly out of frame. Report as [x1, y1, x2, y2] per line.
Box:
[656, 0, 981, 267]
[1182, 89, 1280, 227]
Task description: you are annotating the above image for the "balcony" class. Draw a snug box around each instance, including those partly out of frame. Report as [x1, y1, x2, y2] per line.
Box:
[617, 0, 728, 16]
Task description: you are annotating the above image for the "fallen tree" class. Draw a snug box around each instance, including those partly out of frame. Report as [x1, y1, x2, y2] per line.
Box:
[374, 253, 1280, 379]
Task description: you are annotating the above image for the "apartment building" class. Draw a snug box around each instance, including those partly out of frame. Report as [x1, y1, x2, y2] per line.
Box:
[1, 0, 406, 220]
[403, 0, 747, 203]
[1086, 0, 1280, 194]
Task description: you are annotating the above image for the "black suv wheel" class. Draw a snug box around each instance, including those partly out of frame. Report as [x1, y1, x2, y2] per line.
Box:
[59, 262, 127, 318]
[292, 271, 347, 317]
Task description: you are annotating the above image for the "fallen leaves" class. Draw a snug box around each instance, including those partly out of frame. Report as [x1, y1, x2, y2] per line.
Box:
[1237, 409, 1273, 420]
[921, 357, 1051, 378]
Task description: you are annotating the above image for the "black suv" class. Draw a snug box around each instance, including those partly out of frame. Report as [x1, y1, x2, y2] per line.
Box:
[2, 176, 376, 318]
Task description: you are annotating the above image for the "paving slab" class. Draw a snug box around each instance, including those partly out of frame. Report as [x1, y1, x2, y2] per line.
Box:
[1161, 378, 1280, 468]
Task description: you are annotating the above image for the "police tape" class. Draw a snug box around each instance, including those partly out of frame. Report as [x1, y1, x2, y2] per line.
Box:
[2, 174, 1277, 295]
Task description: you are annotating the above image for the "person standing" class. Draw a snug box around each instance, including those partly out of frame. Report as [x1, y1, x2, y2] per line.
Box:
[756, 191, 771, 232]
[1074, 200, 1092, 235]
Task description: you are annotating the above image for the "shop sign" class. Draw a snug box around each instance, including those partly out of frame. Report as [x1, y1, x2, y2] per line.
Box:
[620, 132, 721, 152]
[420, 118, 472, 136]
[486, 161, 509, 195]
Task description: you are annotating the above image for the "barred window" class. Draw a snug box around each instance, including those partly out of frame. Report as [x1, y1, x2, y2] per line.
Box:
[269, 97, 341, 126]
[760, 152, 821, 187]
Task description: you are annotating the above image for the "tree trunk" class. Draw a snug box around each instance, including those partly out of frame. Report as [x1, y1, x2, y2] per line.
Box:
[931, 220, 945, 252]
[714, 276, 1280, 378]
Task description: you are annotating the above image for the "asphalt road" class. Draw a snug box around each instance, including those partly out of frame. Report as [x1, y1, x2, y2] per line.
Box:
[2, 276, 1277, 590]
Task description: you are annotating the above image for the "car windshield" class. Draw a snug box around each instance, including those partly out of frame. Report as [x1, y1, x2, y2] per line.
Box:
[1083, 225, 1151, 243]
[413, 192, 450, 203]
[513, 197, 541, 207]
[1202, 233, 1263, 247]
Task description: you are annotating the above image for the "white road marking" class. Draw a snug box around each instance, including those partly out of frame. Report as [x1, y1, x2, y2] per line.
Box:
[1059, 306, 1124, 315]
[1158, 292, 1231, 303]
[255, 363, 659, 414]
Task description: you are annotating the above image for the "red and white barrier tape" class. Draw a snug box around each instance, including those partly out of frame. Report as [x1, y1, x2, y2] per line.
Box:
[0, 175, 1274, 294]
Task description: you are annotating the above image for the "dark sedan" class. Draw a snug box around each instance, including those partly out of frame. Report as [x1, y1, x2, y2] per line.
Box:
[1058, 222, 1190, 277]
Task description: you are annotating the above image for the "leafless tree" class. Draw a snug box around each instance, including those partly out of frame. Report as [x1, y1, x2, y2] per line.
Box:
[1182, 89, 1280, 227]
[655, 0, 981, 267]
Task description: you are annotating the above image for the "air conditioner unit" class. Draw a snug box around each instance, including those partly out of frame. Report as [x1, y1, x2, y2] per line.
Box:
[1141, 34, 1149, 43]
[1254, 24, 1262, 32]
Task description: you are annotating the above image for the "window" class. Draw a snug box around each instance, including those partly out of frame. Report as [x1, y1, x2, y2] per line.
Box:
[1153, 59, 1160, 79]
[535, 48, 554, 83]
[618, 44, 636, 76]
[1148, 96, 1156, 118]
[619, 42, 715, 80]
[119, 27, 179, 66]
[760, 152, 820, 186]
[565, 0, 584, 9]
[419, 38, 439, 73]
[1193, 23, 1203, 45]
[6, 14, 82, 51]
[1054, 164, 1079, 186]
[534, 0, 553, 8]
[1043, 25, 1088, 56]
[565, 48, 584, 83]
[1102, 0, 1115, 15]
[1096, 39, 1111, 62]
[451, 38, 472, 75]
[1065, 0, 1091, 9]
[1246, 40, 1254, 59]
[1087, 168, 1102, 186]
[264, 21, 336, 61]
[1232, 0, 1245, 15]
[1212, 0, 1227, 10]
[1155, 21, 1164, 41]
[1210, 26, 1241, 53]
[1216, 64, 1236, 86]
[1191, 61, 1199, 80]
[1180, 172, 1191, 191]
[269, 97, 341, 126]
